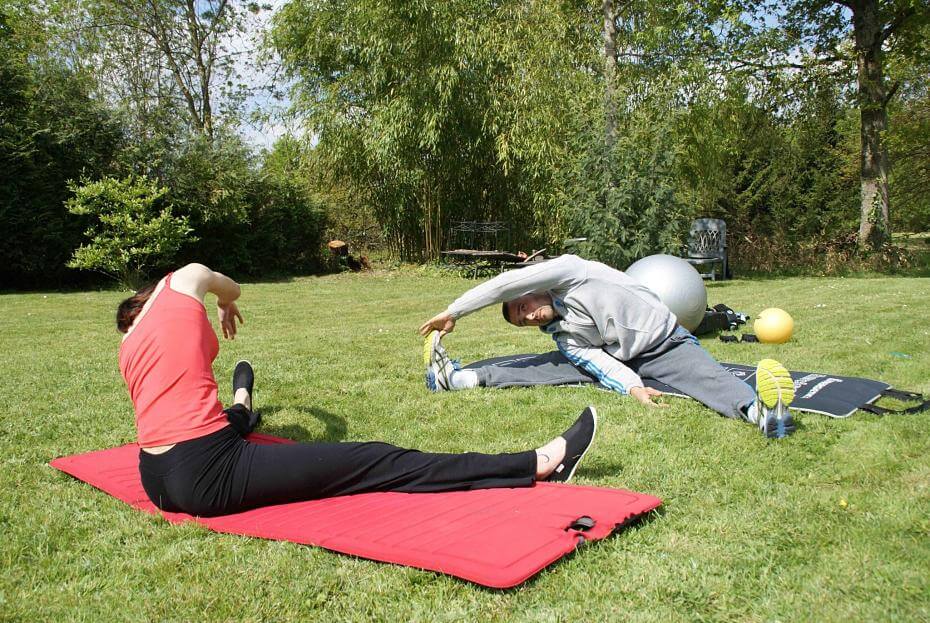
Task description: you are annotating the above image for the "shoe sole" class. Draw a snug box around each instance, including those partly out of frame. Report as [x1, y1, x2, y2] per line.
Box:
[556, 406, 598, 483]
[233, 360, 254, 393]
[756, 358, 795, 408]
[423, 333, 438, 390]
[422, 333, 435, 366]
[756, 359, 795, 438]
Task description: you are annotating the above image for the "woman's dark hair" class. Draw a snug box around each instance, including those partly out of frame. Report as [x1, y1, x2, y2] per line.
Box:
[116, 282, 158, 333]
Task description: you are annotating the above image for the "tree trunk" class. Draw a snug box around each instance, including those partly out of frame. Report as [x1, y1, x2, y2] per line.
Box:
[422, 177, 441, 261]
[851, 0, 890, 250]
[602, 0, 618, 150]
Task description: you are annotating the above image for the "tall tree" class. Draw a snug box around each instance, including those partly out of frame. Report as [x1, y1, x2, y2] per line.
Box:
[884, 18, 930, 232]
[709, 0, 930, 249]
[842, 0, 928, 247]
[66, 0, 254, 141]
[602, 0, 619, 149]
[272, 0, 597, 260]
[567, 1, 693, 267]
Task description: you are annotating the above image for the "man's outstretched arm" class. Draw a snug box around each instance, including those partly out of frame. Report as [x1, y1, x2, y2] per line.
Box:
[419, 255, 587, 335]
[556, 337, 665, 407]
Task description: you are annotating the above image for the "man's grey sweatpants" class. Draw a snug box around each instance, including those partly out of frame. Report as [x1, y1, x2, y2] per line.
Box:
[465, 328, 756, 420]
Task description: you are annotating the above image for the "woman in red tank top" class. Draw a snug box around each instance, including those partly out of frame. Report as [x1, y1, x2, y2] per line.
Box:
[118, 263, 597, 517]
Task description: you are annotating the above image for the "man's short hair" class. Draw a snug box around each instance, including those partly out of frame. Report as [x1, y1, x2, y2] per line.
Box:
[501, 300, 512, 324]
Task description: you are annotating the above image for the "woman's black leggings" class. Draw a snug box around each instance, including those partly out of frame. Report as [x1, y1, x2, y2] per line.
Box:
[139, 406, 536, 517]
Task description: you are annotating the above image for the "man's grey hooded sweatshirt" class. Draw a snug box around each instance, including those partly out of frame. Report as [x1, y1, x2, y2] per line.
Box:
[445, 254, 678, 393]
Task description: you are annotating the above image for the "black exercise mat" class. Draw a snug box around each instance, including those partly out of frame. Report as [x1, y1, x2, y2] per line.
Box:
[467, 353, 899, 418]
[647, 363, 889, 418]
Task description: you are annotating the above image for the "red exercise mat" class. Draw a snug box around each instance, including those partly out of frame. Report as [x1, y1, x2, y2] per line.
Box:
[50, 433, 661, 588]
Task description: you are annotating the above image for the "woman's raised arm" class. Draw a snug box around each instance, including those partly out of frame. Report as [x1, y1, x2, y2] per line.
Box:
[172, 263, 243, 339]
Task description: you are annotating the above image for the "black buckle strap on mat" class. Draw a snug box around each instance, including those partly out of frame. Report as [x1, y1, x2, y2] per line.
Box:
[859, 389, 930, 416]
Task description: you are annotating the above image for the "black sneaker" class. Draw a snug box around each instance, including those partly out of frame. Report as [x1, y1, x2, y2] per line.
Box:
[546, 406, 598, 483]
[232, 360, 254, 407]
[228, 361, 260, 435]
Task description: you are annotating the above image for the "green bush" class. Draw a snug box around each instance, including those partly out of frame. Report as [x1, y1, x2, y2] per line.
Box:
[568, 110, 687, 269]
[66, 176, 194, 288]
[155, 135, 328, 277]
[241, 176, 328, 275]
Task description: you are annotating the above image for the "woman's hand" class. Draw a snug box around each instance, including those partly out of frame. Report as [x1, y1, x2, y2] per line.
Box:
[629, 386, 666, 408]
[217, 301, 244, 340]
[418, 312, 456, 337]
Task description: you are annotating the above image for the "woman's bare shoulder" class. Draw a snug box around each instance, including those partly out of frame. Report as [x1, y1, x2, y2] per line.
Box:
[169, 263, 212, 301]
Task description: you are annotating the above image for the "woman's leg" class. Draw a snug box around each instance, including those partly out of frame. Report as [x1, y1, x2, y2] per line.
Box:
[228, 406, 597, 512]
[153, 429, 535, 516]
[151, 363, 595, 516]
[152, 412, 596, 516]
[232, 440, 538, 511]
[222, 368, 535, 507]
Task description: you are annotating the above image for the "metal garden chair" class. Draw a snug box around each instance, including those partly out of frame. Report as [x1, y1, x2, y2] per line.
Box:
[684, 218, 728, 280]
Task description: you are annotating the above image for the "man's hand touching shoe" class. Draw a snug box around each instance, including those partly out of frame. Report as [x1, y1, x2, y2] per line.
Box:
[419, 311, 456, 337]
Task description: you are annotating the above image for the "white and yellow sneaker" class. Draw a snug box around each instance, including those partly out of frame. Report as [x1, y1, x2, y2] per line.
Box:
[754, 358, 796, 438]
[423, 331, 459, 392]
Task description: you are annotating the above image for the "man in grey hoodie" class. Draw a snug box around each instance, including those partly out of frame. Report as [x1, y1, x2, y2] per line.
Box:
[419, 254, 796, 438]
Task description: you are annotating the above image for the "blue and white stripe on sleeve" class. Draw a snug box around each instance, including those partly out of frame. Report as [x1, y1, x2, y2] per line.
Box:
[555, 337, 643, 395]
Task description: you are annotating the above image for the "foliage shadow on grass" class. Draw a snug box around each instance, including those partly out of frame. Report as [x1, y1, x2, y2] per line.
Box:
[257, 405, 348, 442]
[571, 460, 628, 480]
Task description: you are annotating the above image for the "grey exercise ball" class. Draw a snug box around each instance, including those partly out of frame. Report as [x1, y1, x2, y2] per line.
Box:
[626, 254, 707, 332]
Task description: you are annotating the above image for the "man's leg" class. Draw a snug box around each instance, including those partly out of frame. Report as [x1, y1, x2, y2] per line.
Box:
[631, 330, 755, 420]
[468, 351, 598, 388]
[425, 331, 595, 391]
[632, 331, 796, 437]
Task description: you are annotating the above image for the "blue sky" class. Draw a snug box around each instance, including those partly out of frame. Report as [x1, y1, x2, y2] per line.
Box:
[231, 0, 295, 150]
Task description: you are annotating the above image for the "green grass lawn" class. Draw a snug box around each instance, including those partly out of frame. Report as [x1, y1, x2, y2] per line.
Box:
[2, 268, 929, 621]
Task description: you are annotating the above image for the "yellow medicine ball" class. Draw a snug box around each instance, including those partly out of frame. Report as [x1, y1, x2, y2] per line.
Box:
[754, 308, 794, 344]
